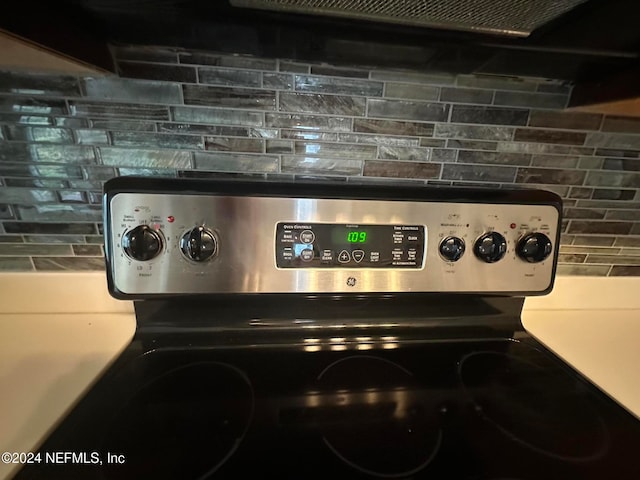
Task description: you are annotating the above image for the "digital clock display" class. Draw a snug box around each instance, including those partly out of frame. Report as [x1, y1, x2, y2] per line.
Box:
[347, 231, 367, 243]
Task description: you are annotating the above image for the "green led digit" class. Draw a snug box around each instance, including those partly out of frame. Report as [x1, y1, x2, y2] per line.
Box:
[359, 232, 367, 243]
[347, 231, 358, 242]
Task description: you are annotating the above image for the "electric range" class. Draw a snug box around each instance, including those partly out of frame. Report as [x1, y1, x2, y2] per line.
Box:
[14, 177, 640, 480]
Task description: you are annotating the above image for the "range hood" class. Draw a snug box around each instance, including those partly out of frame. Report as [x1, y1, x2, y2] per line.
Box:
[230, 0, 589, 37]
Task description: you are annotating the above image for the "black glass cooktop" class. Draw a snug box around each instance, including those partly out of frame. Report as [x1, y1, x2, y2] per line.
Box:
[14, 328, 640, 480]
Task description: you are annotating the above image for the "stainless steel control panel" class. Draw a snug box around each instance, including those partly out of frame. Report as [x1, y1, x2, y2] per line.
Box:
[106, 185, 561, 296]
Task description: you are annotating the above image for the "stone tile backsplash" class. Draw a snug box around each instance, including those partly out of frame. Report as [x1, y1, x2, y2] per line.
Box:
[0, 44, 639, 275]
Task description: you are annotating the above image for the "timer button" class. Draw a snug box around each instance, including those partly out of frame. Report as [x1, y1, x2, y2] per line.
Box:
[300, 248, 314, 262]
[352, 250, 365, 263]
[439, 236, 465, 262]
[474, 232, 507, 263]
[338, 250, 351, 263]
[300, 230, 315, 244]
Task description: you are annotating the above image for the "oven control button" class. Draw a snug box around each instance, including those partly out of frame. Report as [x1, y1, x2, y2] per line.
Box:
[352, 250, 365, 263]
[300, 230, 315, 244]
[338, 250, 351, 263]
[300, 248, 314, 262]
[180, 227, 218, 262]
[474, 232, 507, 263]
[517, 233, 553, 263]
[439, 236, 465, 262]
[122, 225, 163, 261]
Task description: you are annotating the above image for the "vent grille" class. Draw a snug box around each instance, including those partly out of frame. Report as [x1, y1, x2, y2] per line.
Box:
[230, 0, 588, 37]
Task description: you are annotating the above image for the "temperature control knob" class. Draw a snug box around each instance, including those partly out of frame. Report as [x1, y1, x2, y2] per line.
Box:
[474, 232, 507, 263]
[517, 233, 553, 263]
[181, 227, 218, 262]
[439, 236, 465, 262]
[122, 225, 163, 261]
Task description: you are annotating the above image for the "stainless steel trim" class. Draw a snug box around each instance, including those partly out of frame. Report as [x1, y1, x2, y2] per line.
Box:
[108, 193, 559, 295]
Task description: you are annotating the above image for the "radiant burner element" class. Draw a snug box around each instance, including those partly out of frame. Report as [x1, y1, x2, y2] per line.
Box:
[458, 351, 609, 461]
[316, 356, 442, 477]
[103, 362, 253, 479]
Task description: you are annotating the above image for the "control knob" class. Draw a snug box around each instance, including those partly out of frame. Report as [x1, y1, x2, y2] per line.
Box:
[517, 233, 553, 263]
[122, 225, 163, 261]
[474, 232, 507, 263]
[181, 226, 218, 262]
[439, 236, 465, 262]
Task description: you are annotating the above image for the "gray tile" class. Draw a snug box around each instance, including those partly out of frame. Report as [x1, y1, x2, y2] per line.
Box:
[83, 77, 182, 104]
[605, 210, 640, 221]
[0, 164, 83, 179]
[296, 75, 383, 96]
[85, 235, 104, 244]
[3, 222, 97, 235]
[194, 152, 278, 173]
[205, 137, 264, 153]
[442, 164, 516, 183]
[263, 73, 293, 90]
[0, 243, 72, 255]
[172, 106, 263, 126]
[266, 113, 351, 131]
[572, 236, 616, 247]
[435, 124, 512, 141]
[531, 155, 579, 168]
[567, 221, 633, 235]
[280, 62, 310, 74]
[363, 160, 440, 179]
[280, 93, 365, 115]
[5, 126, 73, 143]
[610, 266, 640, 276]
[118, 168, 176, 177]
[83, 166, 116, 181]
[458, 151, 530, 166]
[281, 130, 339, 141]
[621, 249, 640, 256]
[184, 85, 276, 110]
[614, 237, 640, 247]
[370, 70, 455, 85]
[0, 143, 31, 162]
[555, 264, 610, 276]
[601, 116, 640, 133]
[560, 246, 622, 255]
[16, 204, 102, 221]
[537, 82, 571, 94]
[4, 178, 68, 188]
[100, 147, 191, 168]
[378, 146, 430, 161]
[33, 257, 105, 271]
[281, 156, 362, 175]
[578, 157, 603, 169]
[593, 189, 636, 200]
[586, 255, 640, 265]
[432, 149, 457, 162]
[68, 179, 103, 189]
[0, 257, 33, 271]
[112, 45, 178, 63]
[602, 158, 640, 172]
[516, 168, 585, 185]
[294, 142, 376, 160]
[498, 143, 591, 155]
[73, 244, 102, 256]
[568, 187, 593, 199]
[0, 72, 80, 96]
[310, 65, 369, 78]
[368, 99, 448, 122]
[88, 191, 101, 204]
[24, 234, 85, 244]
[341, 133, 420, 146]
[557, 254, 586, 263]
[456, 75, 537, 92]
[494, 91, 567, 109]
[594, 148, 640, 158]
[513, 128, 586, 145]
[75, 129, 109, 145]
[0, 97, 67, 115]
[111, 131, 204, 149]
[439, 87, 493, 104]
[90, 119, 157, 132]
[118, 61, 197, 83]
[384, 83, 439, 101]
[564, 208, 606, 219]
[0, 187, 57, 205]
[57, 190, 87, 203]
[179, 52, 277, 70]
[159, 123, 277, 138]
[450, 106, 528, 126]
[0, 113, 51, 125]
[266, 140, 293, 154]
[354, 118, 433, 136]
[198, 67, 261, 87]
[528, 110, 602, 130]
[577, 200, 640, 209]
[586, 133, 640, 150]
[54, 117, 89, 128]
[69, 102, 169, 120]
[419, 138, 447, 148]
[0, 204, 14, 219]
[585, 171, 640, 188]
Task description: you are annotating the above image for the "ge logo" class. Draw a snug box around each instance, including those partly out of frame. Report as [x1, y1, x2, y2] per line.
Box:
[346, 277, 357, 287]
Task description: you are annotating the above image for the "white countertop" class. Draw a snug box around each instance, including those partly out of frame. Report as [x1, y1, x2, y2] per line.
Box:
[1, 273, 639, 480]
